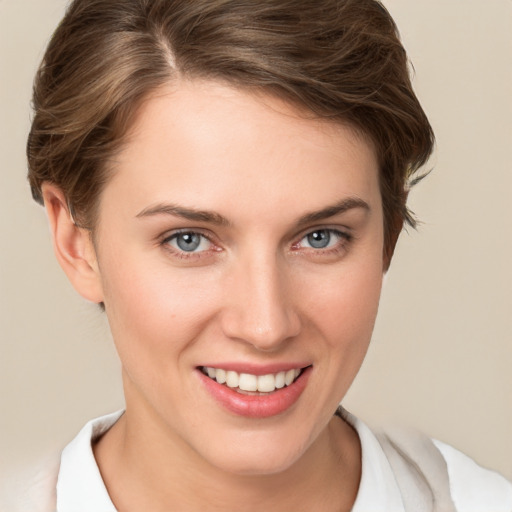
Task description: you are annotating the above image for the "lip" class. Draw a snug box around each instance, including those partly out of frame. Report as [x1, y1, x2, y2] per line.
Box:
[197, 365, 312, 418]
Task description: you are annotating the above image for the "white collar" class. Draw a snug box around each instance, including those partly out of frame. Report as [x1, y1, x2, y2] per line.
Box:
[56, 409, 404, 512]
[342, 409, 405, 512]
[57, 410, 123, 511]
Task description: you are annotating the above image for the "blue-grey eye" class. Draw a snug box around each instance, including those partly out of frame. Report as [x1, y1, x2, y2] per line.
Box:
[306, 230, 332, 249]
[177, 233, 201, 251]
[170, 232, 206, 252]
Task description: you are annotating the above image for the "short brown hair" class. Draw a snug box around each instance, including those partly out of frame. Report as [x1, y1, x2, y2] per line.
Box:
[27, 0, 434, 266]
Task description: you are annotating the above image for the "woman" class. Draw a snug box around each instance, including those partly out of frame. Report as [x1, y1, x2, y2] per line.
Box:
[24, 0, 512, 510]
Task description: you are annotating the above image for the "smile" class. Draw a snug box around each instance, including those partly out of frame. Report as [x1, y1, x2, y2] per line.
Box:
[198, 365, 312, 418]
[200, 367, 303, 394]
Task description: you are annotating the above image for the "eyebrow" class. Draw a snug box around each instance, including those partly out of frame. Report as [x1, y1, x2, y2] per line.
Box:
[136, 196, 369, 227]
[136, 203, 231, 226]
[295, 197, 370, 226]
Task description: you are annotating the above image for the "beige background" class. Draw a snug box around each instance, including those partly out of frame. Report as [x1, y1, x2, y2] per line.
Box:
[1, 0, 511, 484]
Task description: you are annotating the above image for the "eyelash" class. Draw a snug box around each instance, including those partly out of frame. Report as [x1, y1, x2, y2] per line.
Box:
[159, 227, 353, 261]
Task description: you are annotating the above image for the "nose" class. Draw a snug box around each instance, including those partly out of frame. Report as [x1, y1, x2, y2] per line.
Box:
[220, 252, 301, 351]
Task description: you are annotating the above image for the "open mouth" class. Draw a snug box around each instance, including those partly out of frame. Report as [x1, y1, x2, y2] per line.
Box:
[199, 366, 308, 395]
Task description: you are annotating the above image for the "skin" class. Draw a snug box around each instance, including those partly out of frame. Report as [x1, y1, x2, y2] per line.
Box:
[43, 80, 385, 511]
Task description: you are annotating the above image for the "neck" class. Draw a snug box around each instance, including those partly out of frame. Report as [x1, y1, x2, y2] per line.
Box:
[94, 402, 361, 512]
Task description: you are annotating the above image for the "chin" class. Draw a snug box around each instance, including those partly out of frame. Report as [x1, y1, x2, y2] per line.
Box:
[193, 426, 313, 477]
[211, 448, 304, 477]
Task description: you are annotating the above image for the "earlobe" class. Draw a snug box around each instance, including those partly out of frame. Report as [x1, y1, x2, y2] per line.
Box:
[42, 183, 104, 304]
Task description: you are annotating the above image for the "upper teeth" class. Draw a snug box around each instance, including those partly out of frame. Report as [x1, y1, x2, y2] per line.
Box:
[203, 367, 301, 393]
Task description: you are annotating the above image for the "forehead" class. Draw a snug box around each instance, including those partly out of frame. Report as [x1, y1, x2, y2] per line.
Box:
[102, 80, 381, 225]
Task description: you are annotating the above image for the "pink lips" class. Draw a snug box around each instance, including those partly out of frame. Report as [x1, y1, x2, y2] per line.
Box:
[198, 365, 312, 418]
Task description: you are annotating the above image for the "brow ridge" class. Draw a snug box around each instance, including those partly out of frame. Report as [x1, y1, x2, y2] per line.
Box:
[136, 203, 230, 226]
[296, 197, 370, 226]
[136, 196, 369, 228]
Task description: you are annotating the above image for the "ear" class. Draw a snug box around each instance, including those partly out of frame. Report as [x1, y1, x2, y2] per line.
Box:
[42, 183, 104, 303]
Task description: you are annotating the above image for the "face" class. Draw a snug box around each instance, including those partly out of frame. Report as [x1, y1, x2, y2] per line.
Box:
[92, 80, 384, 475]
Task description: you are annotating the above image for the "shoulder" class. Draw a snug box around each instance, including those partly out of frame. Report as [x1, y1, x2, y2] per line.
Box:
[0, 453, 60, 512]
[433, 439, 512, 512]
[339, 408, 512, 512]
[377, 426, 512, 512]
[0, 411, 124, 512]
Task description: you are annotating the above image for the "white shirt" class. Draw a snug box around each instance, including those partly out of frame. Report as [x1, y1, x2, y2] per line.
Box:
[51, 411, 512, 511]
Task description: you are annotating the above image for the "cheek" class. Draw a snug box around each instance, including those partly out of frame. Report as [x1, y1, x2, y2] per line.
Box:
[100, 254, 219, 368]
[300, 258, 383, 351]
